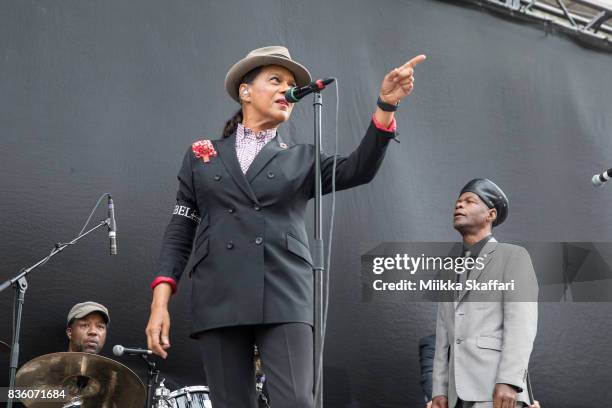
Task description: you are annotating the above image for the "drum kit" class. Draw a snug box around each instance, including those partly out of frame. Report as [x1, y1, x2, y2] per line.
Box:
[9, 352, 213, 408]
[8, 345, 268, 408]
[0, 195, 231, 408]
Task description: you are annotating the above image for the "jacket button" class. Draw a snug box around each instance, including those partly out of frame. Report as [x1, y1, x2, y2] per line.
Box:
[255, 237, 263, 245]
[253, 205, 261, 211]
[226, 241, 234, 249]
[228, 208, 235, 214]
[213, 175, 222, 181]
[456, 339, 462, 344]
[267, 172, 275, 179]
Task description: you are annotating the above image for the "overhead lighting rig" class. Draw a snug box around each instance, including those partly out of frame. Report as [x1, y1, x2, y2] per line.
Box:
[461, 0, 612, 51]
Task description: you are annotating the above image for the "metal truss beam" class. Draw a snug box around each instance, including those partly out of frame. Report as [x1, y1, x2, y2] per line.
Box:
[460, 0, 612, 51]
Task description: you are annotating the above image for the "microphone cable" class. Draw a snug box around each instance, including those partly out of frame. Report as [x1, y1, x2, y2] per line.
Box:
[77, 192, 110, 236]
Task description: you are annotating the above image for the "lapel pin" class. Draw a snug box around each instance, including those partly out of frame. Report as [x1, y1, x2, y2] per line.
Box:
[280, 142, 288, 149]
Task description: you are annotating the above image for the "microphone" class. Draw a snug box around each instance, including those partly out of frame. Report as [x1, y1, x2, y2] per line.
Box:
[107, 195, 117, 255]
[592, 168, 612, 186]
[113, 345, 152, 356]
[285, 78, 335, 103]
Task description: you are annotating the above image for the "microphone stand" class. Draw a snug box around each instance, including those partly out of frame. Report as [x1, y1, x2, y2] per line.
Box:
[312, 91, 325, 408]
[0, 219, 111, 408]
[141, 354, 159, 408]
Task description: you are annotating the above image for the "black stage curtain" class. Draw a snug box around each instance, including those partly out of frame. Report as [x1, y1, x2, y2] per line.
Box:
[1, 0, 611, 406]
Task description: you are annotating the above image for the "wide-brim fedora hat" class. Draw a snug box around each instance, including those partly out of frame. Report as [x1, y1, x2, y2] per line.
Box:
[224, 46, 312, 103]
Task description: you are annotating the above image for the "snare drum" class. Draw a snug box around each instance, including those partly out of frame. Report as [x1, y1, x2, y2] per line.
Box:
[166, 386, 212, 408]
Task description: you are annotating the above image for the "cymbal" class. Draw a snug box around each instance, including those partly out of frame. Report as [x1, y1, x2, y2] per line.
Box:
[0, 340, 9, 354]
[15, 352, 145, 408]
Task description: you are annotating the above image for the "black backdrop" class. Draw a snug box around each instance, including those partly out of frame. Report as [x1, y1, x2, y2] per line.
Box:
[1, 0, 612, 406]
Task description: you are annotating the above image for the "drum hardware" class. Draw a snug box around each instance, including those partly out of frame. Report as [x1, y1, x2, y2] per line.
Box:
[254, 345, 270, 408]
[153, 379, 173, 408]
[256, 374, 270, 408]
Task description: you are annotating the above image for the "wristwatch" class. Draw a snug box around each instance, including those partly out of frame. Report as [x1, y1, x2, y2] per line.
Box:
[377, 96, 399, 112]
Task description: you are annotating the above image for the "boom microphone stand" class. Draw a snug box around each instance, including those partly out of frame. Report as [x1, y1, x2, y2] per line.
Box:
[0, 218, 112, 408]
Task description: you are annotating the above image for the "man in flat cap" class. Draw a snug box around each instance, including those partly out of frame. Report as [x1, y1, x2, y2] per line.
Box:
[432, 179, 538, 408]
[66, 301, 109, 354]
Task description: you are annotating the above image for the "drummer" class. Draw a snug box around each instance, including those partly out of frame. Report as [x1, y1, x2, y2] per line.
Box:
[65, 301, 109, 354]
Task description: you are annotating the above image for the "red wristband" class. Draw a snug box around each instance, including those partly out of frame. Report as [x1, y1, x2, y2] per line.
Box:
[150, 276, 177, 294]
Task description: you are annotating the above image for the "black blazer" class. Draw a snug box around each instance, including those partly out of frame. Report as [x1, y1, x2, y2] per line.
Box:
[156, 121, 394, 335]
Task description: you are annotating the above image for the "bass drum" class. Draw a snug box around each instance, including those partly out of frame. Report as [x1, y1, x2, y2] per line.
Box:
[166, 386, 212, 408]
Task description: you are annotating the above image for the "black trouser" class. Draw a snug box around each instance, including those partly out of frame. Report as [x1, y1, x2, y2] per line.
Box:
[197, 323, 314, 408]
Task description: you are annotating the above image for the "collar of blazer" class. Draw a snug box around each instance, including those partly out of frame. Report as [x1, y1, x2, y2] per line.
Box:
[455, 237, 498, 306]
[215, 132, 293, 204]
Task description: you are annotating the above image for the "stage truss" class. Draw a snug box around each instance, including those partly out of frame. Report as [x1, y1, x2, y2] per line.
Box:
[461, 0, 612, 50]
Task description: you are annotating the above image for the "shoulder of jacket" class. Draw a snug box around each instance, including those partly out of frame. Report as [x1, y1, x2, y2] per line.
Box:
[497, 242, 529, 255]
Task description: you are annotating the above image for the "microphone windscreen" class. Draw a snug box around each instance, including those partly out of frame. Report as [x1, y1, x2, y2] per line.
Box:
[112, 345, 124, 356]
[592, 174, 605, 186]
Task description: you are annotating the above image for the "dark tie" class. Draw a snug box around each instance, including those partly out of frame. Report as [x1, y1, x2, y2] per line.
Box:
[456, 250, 471, 283]
[461, 250, 472, 286]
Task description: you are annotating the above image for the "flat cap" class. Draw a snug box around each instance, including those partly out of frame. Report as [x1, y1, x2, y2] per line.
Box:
[67, 301, 110, 326]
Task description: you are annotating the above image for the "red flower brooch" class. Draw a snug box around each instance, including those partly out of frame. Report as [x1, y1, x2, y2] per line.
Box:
[192, 140, 217, 163]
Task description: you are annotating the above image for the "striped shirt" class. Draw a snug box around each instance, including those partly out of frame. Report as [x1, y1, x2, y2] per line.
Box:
[235, 123, 277, 174]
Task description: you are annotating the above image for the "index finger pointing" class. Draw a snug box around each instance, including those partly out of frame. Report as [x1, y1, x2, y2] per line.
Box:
[402, 54, 427, 69]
